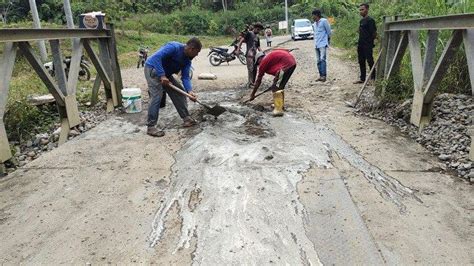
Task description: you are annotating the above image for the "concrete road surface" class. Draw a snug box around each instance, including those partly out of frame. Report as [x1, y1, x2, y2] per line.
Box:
[0, 36, 472, 264]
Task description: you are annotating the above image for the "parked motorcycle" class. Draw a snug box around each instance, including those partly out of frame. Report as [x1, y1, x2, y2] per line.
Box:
[208, 41, 246, 66]
[43, 55, 91, 81]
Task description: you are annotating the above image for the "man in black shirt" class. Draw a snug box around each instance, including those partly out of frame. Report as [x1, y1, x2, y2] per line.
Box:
[236, 23, 264, 88]
[354, 3, 377, 84]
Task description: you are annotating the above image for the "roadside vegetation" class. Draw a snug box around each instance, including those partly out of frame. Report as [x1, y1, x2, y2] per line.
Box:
[0, 0, 473, 142]
[329, 0, 473, 101]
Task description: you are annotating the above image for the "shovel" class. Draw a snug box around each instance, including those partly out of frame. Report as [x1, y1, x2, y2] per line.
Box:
[167, 83, 227, 117]
[243, 87, 274, 104]
[345, 48, 383, 108]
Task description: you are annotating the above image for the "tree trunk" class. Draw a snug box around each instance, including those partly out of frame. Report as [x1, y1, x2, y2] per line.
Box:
[63, 0, 75, 29]
[222, 0, 227, 11]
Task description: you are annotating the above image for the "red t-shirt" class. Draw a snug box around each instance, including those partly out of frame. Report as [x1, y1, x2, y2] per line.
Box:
[257, 50, 296, 80]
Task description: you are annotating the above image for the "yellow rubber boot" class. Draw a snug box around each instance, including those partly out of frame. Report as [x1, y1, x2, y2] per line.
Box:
[282, 90, 285, 110]
[272, 90, 284, 117]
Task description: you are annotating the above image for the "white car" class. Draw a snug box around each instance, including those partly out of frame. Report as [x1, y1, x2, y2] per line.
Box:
[291, 19, 314, 41]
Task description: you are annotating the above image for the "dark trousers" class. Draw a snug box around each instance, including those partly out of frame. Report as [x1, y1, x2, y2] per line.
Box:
[144, 66, 189, 127]
[272, 65, 297, 91]
[357, 45, 375, 81]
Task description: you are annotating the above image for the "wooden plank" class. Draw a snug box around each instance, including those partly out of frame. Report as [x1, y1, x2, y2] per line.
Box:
[408, 29, 432, 128]
[64, 95, 80, 127]
[0, 123, 11, 163]
[463, 29, 474, 96]
[424, 30, 464, 103]
[83, 40, 112, 88]
[0, 28, 109, 42]
[98, 39, 118, 107]
[0, 162, 6, 176]
[410, 90, 434, 127]
[0, 42, 17, 163]
[83, 40, 115, 112]
[385, 13, 474, 31]
[18, 42, 65, 106]
[408, 30, 424, 92]
[385, 31, 408, 80]
[29, 94, 56, 105]
[423, 30, 439, 85]
[107, 24, 123, 104]
[91, 76, 101, 106]
[377, 16, 390, 80]
[382, 16, 402, 78]
[0, 43, 16, 117]
[384, 31, 395, 77]
[49, 40, 68, 95]
[66, 39, 83, 95]
[58, 115, 70, 145]
[470, 140, 474, 161]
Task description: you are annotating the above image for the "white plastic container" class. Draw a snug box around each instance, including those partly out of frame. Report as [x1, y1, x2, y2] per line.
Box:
[122, 88, 142, 113]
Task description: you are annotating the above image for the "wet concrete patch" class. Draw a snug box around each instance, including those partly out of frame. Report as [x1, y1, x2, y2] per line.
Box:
[241, 114, 275, 138]
[146, 88, 421, 264]
[149, 108, 327, 265]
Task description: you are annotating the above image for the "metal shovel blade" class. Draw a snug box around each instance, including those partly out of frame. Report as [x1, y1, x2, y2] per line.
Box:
[197, 100, 226, 117]
[206, 104, 227, 117]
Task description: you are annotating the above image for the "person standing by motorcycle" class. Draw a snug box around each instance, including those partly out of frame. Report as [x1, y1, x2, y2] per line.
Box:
[137, 46, 149, 69]
[265, 26, 273, 47]
[236, 22, 264, 88]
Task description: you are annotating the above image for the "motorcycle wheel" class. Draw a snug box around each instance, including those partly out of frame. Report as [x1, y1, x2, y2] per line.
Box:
[209, 52, 222, 66]
[78, 64, 91, 81]
[238, 53, 247, 65]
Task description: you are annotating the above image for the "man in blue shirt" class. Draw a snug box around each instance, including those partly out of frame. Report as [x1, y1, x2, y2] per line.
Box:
[144, 38, 201, 137]
[312, 9, 331, 82]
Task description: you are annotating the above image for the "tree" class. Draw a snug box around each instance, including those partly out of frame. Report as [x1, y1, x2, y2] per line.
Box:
[0, 0, 13, 23]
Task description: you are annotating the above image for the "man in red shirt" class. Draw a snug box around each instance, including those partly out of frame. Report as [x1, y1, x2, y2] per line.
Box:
[249, 49, 297, 116]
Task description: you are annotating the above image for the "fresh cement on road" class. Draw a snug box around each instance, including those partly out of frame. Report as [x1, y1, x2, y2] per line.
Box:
[1, 37, 472, 264]
[146, 91, 418, 264]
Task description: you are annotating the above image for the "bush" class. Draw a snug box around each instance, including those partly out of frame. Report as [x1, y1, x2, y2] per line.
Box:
[127, 5, 287, 36]
[180, 8, 211, 35]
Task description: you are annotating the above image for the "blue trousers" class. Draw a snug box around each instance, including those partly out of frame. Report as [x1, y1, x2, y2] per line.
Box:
[315, 47, 327, 77]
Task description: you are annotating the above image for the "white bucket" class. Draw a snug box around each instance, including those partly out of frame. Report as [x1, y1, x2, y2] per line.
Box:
[122, 88, 142, 113]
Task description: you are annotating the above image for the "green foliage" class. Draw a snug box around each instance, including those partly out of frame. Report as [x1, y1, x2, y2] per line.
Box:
[327, 0, 473, 101]
[135, 5, 285, 36]
[3, 65, 55, 141]
[39, 0, 65, 24]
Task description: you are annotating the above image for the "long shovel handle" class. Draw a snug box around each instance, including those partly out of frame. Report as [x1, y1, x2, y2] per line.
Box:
[352, 48, 384, 107]
[166, 83, 193, 99]
[243, 87, 273, 103]
[166, 83, 210, 109]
